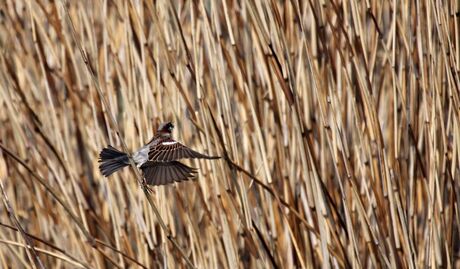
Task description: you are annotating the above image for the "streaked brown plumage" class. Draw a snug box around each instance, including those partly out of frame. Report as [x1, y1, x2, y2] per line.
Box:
[98, 122, 219, 186]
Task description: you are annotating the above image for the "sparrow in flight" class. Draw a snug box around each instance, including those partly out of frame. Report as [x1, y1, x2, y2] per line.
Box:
[98, 122, 220, 186]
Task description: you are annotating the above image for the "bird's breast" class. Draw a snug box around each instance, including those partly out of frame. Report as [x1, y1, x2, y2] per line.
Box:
[133, 146, 150, 166]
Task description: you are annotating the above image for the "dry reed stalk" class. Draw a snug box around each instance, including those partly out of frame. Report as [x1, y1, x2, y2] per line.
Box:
[0, 0, 459, 268]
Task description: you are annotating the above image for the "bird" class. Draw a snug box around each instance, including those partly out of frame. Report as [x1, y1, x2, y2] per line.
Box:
[98, 122, 220, 186]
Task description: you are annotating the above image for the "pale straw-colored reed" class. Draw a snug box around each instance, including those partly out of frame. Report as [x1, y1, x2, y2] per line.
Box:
[0, 0, 459, 268]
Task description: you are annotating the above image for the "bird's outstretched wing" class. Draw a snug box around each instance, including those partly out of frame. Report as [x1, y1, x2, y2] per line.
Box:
[148, 139, 220, 162]
[140, 161, 197, 185]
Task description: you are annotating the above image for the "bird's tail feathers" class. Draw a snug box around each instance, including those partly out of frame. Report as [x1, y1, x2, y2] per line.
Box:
[98, 145, 129, 177]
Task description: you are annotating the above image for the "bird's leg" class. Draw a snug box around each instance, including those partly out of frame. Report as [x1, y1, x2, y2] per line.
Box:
[139, 176, 147, 187]
[141, 178, 153, 193]
[146, 185, 154, 193]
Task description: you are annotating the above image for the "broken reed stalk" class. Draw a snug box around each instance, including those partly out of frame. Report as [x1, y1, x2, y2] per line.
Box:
[0, 221, 91, 269]
[0, 179, 45, 269]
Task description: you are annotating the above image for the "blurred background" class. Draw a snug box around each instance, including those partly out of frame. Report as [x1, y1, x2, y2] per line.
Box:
[0, 0, 459, 268]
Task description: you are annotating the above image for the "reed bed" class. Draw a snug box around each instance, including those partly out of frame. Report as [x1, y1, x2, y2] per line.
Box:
[0, 0, 459, 268]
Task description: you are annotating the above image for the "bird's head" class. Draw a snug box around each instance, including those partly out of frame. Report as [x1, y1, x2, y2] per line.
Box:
[157, 122, 174, 135]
